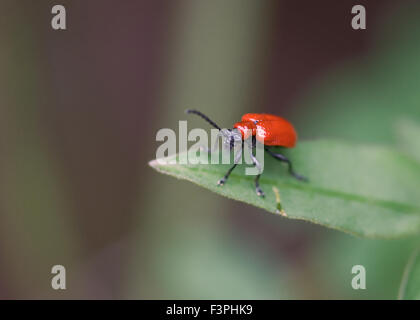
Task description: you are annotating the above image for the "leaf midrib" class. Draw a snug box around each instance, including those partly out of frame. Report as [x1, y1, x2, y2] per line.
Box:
[151, 161, 420, 215]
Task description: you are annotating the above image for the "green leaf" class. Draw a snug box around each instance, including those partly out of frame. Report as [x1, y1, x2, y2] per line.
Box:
[399, 247, 420, 299]
[149, 139, 420, 238]
[396, 118, 420, 163]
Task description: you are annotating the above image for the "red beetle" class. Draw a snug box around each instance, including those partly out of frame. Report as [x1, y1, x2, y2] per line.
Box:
[234, 113, 297, 148]
[186, 109, 307, 197]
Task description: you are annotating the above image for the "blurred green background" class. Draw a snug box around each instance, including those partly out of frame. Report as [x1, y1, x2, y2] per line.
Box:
[1, 0, 419, 299]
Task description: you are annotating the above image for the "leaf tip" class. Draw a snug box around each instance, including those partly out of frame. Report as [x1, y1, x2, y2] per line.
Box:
[148, 159, 159, 168]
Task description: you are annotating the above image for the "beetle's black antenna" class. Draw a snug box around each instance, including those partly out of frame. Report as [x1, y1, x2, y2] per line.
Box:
[185, 109, 221, 131]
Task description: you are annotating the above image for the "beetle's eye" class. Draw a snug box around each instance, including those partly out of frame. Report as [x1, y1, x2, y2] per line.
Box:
[254, 120, 258, 124]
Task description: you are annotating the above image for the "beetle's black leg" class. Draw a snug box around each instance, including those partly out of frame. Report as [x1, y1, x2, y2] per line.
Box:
[217, 163, 238, 186]
[264, 147, 308, 181]
[249, 137, 265, 197]
[249, 153, 265, 197]
[255, 173, 264, 197]
[218, 139, 244, 186]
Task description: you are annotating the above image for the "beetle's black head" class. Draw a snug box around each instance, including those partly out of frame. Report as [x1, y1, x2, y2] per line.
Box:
[219, 128, 242, 151]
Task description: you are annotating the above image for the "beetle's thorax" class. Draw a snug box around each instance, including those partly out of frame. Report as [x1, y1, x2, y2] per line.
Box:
[233, 121, 256, 140]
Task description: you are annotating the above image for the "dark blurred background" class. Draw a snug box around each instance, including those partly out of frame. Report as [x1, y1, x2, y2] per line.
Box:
[1, 0, 419, 299]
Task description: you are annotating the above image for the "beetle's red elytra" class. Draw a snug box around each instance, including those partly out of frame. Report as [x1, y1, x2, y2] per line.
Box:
[234, 113, 297, 147]
[185, 109, 307, 197]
